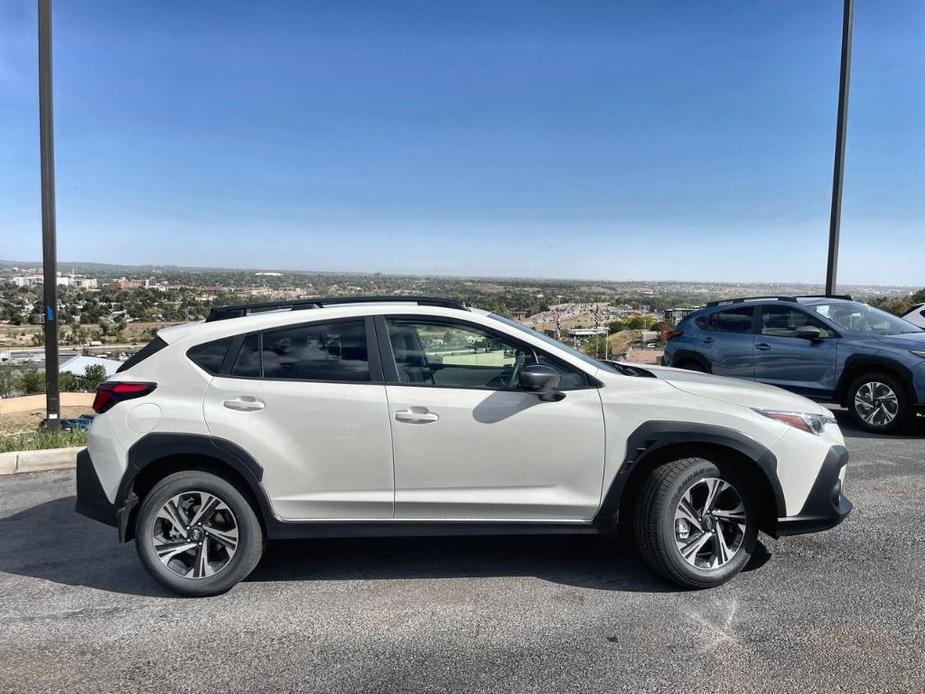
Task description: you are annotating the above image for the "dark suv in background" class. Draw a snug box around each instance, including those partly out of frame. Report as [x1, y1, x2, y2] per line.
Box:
[663, 296, 925, 433]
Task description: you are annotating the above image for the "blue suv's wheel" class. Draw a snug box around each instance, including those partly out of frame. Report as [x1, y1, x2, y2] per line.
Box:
[847, 372, 911, 434]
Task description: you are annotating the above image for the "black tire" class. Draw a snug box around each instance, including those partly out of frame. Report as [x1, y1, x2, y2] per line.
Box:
[634, 457, 758, 589]
[846, 372, 911, 434]
[677, 359, 707, 373]
[135, 471, 264, 597]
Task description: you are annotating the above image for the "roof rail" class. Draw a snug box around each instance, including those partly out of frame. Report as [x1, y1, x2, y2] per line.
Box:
[205, 295, 469, 322]
[794, 294, 853, 301]
[705, 296, 795, 307]
[705, 294, 853, 307]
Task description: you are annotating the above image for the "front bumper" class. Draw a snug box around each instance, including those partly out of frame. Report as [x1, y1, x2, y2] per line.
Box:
[773, 445, 852, 537]
[75, 448, 137, 541]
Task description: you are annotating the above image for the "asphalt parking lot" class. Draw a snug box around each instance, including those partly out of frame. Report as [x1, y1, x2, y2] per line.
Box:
[1, 412, 923, 693]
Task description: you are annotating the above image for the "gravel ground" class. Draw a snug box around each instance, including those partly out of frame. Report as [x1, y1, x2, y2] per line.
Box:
[1, 413, 923, 693]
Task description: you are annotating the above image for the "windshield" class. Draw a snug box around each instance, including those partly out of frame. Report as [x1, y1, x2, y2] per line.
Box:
[489, 313, 619, 373]
[808, 301, 923, 335]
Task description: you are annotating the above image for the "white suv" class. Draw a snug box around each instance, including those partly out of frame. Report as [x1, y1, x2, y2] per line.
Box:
[902, 303, 925, 329]
[76, 297, 852, 596]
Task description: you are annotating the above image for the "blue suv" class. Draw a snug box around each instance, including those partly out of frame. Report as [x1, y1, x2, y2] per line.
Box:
[664, 296, 925, 433]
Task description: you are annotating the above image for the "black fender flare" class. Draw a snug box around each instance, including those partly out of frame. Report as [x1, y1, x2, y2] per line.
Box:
[593, 421, 786, 527]
[117, 433, 274, 540]
[835, 355, 915, 404]
[668, 349, 712, 372]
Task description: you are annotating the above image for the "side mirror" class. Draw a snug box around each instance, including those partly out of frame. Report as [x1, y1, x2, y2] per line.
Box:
[795, 325, 822, 341]
[519, 364, 565, 402]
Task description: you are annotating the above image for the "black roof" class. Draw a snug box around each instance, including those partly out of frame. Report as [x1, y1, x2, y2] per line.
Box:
[205, 295, 469, 322]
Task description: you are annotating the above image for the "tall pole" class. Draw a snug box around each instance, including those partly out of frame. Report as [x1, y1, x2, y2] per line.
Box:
[38, 0, 60, 430]
[825, 0, 854, 296]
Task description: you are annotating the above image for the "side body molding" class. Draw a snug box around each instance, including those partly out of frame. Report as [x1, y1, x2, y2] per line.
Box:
[593, 421, 786, 527]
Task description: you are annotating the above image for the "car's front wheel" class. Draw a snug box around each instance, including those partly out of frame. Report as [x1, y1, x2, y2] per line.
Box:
[634, 458, 758, 588]
[847, 372, 910, 434]
[135, 471, 264, 597]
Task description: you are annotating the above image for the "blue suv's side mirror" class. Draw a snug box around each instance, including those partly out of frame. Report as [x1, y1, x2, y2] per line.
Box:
[795, 325, 823, 341]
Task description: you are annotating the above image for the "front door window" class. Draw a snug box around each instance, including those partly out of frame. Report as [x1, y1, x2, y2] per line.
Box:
[384, 319, 587, 390]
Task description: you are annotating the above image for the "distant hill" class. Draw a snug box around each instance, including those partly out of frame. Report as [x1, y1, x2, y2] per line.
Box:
[0, 259, 916, 296]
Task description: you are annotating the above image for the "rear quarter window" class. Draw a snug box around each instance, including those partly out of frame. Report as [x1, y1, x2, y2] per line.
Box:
[186, 338, 233, 375]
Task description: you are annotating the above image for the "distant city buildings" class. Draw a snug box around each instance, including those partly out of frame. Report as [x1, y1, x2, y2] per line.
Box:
[108, 277, 167, 291]
[11, 272, 98, 289]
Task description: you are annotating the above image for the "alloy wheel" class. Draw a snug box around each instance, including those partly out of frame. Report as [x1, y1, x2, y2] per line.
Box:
[152, 491, 239, 579]
[674, 477, 747, 569]
[854, 381, 899, 427]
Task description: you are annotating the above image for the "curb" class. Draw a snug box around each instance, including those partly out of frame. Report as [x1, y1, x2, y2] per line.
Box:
[0, 446, 82, 476]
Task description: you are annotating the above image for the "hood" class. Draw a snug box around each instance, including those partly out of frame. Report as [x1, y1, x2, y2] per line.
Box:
[640, 364, 828, 414]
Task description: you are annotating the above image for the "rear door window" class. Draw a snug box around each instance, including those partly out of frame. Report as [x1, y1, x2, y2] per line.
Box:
[262, 320, 370, 382]
[696, 307, 755, 333]
[760, 306, 835, 338]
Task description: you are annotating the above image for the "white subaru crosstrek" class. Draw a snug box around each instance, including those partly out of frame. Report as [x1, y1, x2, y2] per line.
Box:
[76, 297, 852, 596]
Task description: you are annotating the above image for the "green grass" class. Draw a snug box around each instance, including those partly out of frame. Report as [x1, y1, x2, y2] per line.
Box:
[0, 429, 88, 454]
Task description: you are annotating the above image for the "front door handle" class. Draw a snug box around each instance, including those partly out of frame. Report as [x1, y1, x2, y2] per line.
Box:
[223, 396, 266, 412]
[755, 343, 771, 351]
[394, 408, 439, 424]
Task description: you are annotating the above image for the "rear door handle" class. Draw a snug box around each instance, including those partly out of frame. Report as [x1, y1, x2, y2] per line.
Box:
[394, 409, 439, 424]
[755, 343, 771, 351]
[223, 396, 266, 412]
[702, 337, 714, 344]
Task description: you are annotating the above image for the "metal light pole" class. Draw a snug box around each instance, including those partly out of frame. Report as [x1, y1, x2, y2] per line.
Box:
[825, 0, 854, 296]
[38, 0, 60, 430]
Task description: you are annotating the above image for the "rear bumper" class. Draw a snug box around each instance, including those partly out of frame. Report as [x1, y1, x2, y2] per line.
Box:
[75, 448, 137, 541]
[773, 445, 852, 537]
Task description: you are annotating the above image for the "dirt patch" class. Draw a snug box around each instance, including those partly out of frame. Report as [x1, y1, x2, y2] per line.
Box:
[0, 406, 94, 436]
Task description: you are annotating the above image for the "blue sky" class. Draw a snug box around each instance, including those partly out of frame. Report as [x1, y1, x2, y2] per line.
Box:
[1, 1, 922, 285]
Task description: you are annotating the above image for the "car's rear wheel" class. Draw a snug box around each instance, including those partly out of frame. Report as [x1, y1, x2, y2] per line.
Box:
[634, 457, 757, 588]
[135, 471, 263, 597]
[847, 372, 910, 434]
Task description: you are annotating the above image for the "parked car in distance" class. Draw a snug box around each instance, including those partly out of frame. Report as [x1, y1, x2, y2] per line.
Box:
[902, 303, 925, 329]
[77, 296, 851, 596]
[38, 415, 94, 432]
[664, 296, 925, 433]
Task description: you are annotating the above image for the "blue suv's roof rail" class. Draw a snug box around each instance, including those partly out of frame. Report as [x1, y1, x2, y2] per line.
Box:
[706, 296, 794, 307]
[206, 296, 469, 322]
[705, 294, 852, 307]
[794, 294, 854, 301]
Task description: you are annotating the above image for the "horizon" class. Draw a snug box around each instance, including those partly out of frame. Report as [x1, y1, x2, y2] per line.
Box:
[2, 1, 923, 285]
[0, 257, 919, 290]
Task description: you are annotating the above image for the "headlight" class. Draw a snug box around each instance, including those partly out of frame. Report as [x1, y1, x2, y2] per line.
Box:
[911, 351, 925, 359]
[753, 409, 836, 435]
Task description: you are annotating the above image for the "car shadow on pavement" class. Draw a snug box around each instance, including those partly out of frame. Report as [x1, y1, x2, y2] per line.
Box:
[249, 532, 771, 593]
[1, 496, 772, 597]
[0, 497, 170, 598]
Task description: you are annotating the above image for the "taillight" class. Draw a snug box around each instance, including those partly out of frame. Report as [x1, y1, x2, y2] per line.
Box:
[92, 382, 157, 414]
[666, 330, 684, 341]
